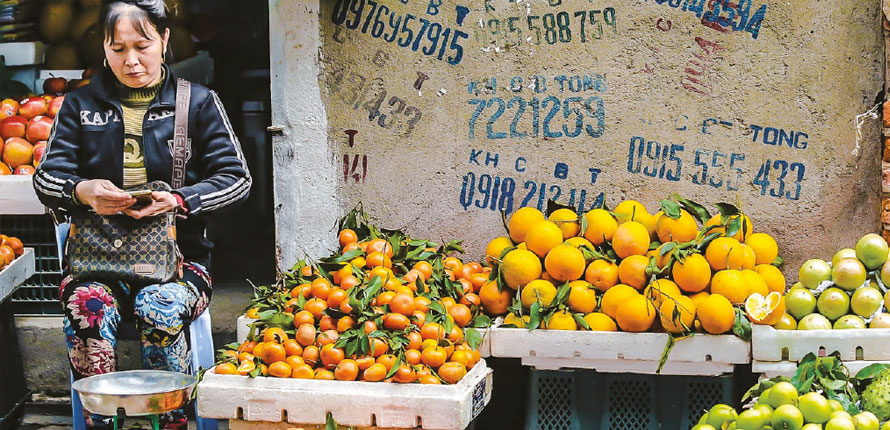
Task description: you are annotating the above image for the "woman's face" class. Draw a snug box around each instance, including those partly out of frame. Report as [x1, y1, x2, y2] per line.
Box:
[104, 16, 169, 88]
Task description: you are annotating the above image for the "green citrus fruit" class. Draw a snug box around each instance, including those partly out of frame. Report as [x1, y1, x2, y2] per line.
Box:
[797, 392, 831, 424]
[771, 404, 804, 430]
[798, 313, 833, 330]
[817, 287, 851, 321]
[735, 408, 766, 430]
[832, 248, 858, 267]
[767, 382, 799, 408]
[707, 404, 739, 429]
[856, 234, 889, 270]
[852, 411, 880, 430]
[833, 314, 866, 329]
[825, 416, 856, 430]
[851, 287, 883, 318]
[870, 313, 890, 328]
[799, 259, 832, 289]
[831, 258, 867, 291]
[785, 288, 817, 320]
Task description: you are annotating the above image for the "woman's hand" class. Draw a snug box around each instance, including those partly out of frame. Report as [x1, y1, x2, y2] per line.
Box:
[74, 179, 136, 215]
[122, 191, 179, 219]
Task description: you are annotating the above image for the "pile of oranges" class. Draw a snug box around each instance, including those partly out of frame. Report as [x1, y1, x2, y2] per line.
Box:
[482, 196, 785, 336]
[215, 210, 487, 384]
[0, 233, 25, 270]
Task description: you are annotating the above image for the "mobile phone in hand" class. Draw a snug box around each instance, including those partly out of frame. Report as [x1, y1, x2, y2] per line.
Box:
[128, 189, 153, 209]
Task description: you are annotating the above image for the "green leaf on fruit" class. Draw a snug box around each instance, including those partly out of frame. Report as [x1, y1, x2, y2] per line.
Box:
[731, 307, 752, 341]
[714, 203, 740, 217]
[660, 199, 681, 219]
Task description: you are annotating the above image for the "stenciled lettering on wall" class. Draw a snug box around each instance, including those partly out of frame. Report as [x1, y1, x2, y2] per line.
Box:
[642, 0, 767, 39]
[474, 8, 618, 47]
[327, 65, 423, 137]
[460, 150, 605, 215]
[330, 0, 470, 65]
[466, 74, 607, 140]
[625, 117, 809, 201]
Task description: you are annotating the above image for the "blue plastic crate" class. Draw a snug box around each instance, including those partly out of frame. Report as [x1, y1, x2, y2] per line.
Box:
[525, 369, 733, 430]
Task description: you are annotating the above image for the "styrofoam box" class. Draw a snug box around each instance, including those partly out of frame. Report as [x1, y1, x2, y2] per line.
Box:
[0, 248, 35, 303]
[0, 42, 45, 66]
[0, 176, 45, 215]
[236, 314, 493, 358]
[753, 359, 890, 379]
[488, 321, 750, 376]
[198, 359, 493, 430]
[752, 324, 890, 362]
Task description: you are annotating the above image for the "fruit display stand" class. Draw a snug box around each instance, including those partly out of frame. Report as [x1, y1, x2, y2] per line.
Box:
[751, 324, 890, 377]
[0, 248, 35, 430]
[0, 175, 44, 215]
[197, 360, 493, 430]
[487, 319, 750, 376]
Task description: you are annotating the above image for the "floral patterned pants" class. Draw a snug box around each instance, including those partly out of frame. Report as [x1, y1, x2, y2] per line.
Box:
[60, 262, 212, 428]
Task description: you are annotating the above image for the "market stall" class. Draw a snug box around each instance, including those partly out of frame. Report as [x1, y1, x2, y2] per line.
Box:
[0, 244, 34, 430]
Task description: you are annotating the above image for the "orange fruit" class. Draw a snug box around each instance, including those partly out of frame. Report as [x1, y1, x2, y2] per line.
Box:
[355, 355, 375, 370]
[697, 293, 735, 334]
[236, 360, 256, 376]
[584, 259, 619, 291]
[367, 238, 393, 257]
[671, 253, 711, 293]
[420, 322, 445, 341]
[334, 359, 359, 381]
[582, 312, 617, 331]
[548, 208, 580, 239]
[525, 220, 564, 258]
[617, 255, 650, 290]
[413, 261, 433, 280]
[544, 245, 586, 282]
[338, 229, 358, 248]
[704, 237, 746, 271]
[310, 277, 332, 300]
[754, 264, 786, 294]
[302, 345, 319, 367]
[659, 295, 696, 333]
[461, 291, 482, 308]
[655, 209, 698, 243]
[643, 279, 681, 309]
[449, 349, 473, 369]
[448, 304, 473, 328]
[2, 138, 32, 169]
[268, 361, 292, 378]
[741, 269, 769, 297]
[545, 309, 578, 330]
[583, 209, 618, 245]
[318, 315, 335, 332]
[260, 342, 286, 365]
[500, 249, 542, 290]
[710, 269, 748, 304]
[295, 323, 317, 347]
[600, 284, 639, 319]
[479, 281, 513, 316]
[326, 288, 348, 309]
[317, 329, 339, 347]
[370, 337, 389, 357]
[336, 316, 356, 333]
[393, 364, 417, 383]
[291, 363, 315, 379]
[406, 331, 423, 350]
[315, 368, 335, 380]
[382, 313, 410, 330]
[745, 233, 778, 265]
[0, 245, 13, 265]
[363, 363, 387, 382]
[263, 327, 288, 344]
[237, 340, 256, 355]
[340, 275, 360, 290]
[567, 281, 597, 313]
[520, 279, 557, 308]
[389, 293, 416, 316]
[438, 362, 467, 384]
[4, 237, 23, 256]
[366, 251, 392, 269]
[285, 355, 304, 370]
[704, 213, 752, 241]
[508, 207, 546, 243]
[689, 291, 710, 307]
[744, 291, 785, 325]
[615, 294, 656, 332]
[304, 298, 327, 318]
[404, 348, 422, 365]
[485, 236, 514, 265]
[443, 257, 463, 274]
[612, 221, 651, 259]
[376, 354, 398, 371]
[419, 375, 441, 384]
[215, 363, 237, 375]
[283, 339, 303, 357]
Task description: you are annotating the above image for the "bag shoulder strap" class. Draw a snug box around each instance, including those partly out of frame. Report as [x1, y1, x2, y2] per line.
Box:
[172, 78, 191, 189]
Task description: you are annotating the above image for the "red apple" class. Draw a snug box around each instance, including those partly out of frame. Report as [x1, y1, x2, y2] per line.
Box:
[18, 97, 47, 119]
[43, 77, 67, 95]
[47, 95, 64, 119]
[31, 141, 46, 167]
[2, 137, 32, 169]
[0, 99, 18, 121]
[1, 116, 27, 140]
[13, 165, 34, 175]
[25, 116, 53, 143]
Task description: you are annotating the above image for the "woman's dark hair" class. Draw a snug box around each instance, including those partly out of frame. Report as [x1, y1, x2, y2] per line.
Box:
[100, 0, 169, 44]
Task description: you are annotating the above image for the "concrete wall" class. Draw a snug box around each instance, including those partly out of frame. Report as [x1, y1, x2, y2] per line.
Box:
[271, 0, 884, 277]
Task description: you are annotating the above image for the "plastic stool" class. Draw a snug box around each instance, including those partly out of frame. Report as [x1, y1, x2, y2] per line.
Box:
[60, 223, 218, 430]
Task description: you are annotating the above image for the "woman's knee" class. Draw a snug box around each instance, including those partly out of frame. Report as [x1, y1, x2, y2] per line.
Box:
[134, 282, 196, 334]
[61, 281, 120, 331]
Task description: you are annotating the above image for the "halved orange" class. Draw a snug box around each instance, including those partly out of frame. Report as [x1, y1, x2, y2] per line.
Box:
[744, 291, 785, 325]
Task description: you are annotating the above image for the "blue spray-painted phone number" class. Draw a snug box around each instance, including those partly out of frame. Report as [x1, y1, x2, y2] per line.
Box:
[643, 0, 767, 39]
[626, 137, 805, 200]
[467, 96, 605, 139]
[331, 0, 469, 65]
[459, 172, 605, 215]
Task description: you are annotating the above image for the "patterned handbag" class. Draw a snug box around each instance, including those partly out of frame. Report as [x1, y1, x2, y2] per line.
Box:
[66, 79, 192, 285]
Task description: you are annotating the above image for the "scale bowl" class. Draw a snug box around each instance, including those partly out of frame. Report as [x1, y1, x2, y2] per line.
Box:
[72, 370, 196, 416]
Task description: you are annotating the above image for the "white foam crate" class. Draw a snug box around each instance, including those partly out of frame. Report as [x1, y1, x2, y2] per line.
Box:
[236, 314, 493, 358]
[0, 248, 35, 303]
[0, 176, 45, 215]
[197, 359, 493, 430]
[488, 321, 750, 376]
[752, 324, 890, 362]
[0, 42, 45, 66]
[754, 359, 890, 378]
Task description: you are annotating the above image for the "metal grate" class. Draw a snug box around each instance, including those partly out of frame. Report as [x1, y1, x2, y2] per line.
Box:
[536, 374, 574, 430]
[684, 381, 723, 427]
[0, 215, 62, 314]
[607, 379, 653, 430]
